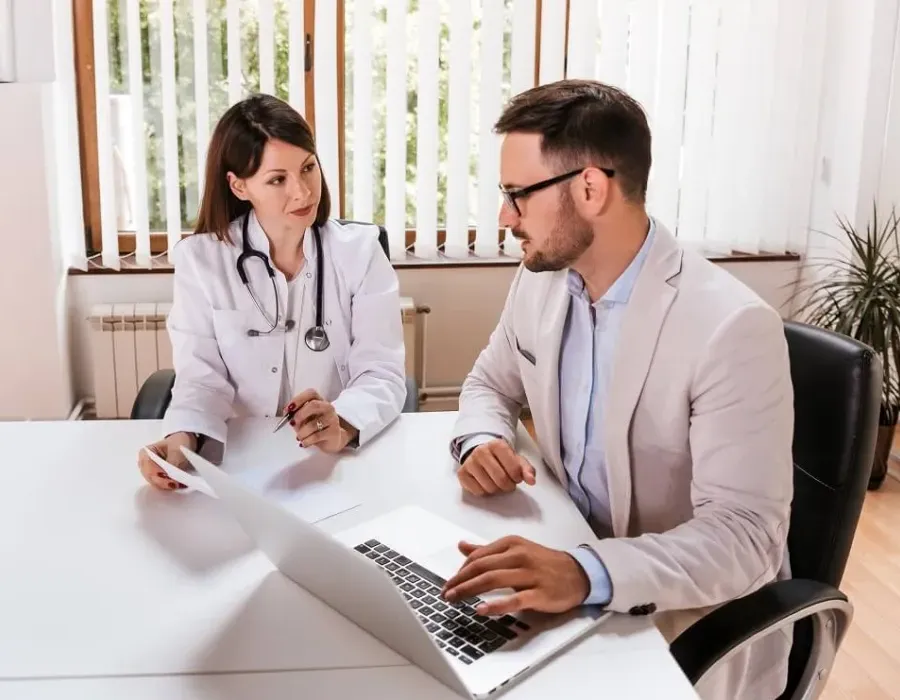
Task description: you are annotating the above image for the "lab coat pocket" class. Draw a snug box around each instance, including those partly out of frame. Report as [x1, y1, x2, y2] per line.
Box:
[212, 309, 281, 383]
[329, 331, 351, 388]
[211, 309, 254, 346]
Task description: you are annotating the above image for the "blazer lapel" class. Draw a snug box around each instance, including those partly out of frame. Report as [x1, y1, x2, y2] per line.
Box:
[605, 224, 683, 537]
[534, 271, 570, 484]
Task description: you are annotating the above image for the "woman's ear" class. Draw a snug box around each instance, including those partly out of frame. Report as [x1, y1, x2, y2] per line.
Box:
[227, 172, 249, 201]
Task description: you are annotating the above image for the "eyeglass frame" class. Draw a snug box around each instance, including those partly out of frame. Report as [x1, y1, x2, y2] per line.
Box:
[498, 166, 615, 216]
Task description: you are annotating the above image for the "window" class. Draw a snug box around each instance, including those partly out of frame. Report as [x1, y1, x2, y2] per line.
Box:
[342, 0, 519, 257]
[74, 0, 317, 267]
[69, 0, 824, 271]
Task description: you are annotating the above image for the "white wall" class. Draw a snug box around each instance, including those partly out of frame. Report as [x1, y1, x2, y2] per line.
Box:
[67, 259, 800, 407]
[879, 5, 900, 217]
[0, 83, 72, 419]
[8, 0, 55, 82]
[801, 0, 900, 288]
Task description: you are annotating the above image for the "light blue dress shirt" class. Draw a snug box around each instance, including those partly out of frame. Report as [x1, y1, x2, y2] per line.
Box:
[563, 219, 655, 604]
[455, 219, 656, 607]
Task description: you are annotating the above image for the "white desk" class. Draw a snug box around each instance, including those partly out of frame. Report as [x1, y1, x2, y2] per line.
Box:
[0, 413, 699, 699]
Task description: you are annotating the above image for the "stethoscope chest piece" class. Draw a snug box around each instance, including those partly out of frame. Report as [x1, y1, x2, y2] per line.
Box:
[304, 325, 330, 352]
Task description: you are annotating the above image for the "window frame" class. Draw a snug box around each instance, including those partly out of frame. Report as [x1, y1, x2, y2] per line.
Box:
[72, 0, 319, 256]
[70, 0, 551, 259]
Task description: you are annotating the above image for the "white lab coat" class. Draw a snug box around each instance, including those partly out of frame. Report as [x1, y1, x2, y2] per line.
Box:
[162, 213, 407, 446]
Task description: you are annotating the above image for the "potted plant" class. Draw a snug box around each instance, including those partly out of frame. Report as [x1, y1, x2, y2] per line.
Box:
[792, 205, 900, 489]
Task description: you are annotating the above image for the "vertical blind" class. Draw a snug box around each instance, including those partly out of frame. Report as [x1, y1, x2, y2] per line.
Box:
[73, 0, 828, 270]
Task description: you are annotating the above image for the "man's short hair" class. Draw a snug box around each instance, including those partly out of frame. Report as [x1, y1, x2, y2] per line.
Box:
[494, 79, 652, 203]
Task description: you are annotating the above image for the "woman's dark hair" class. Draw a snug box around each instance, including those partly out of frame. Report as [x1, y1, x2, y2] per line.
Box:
[494, 79, 651, 203]
[194, 93, 331, 241]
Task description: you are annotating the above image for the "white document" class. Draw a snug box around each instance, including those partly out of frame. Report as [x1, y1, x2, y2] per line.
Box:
[144, 448, 217, 497]
[143, 447, 361, 524]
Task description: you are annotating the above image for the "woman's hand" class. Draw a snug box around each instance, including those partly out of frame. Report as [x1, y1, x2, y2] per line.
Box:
[284, 389, 358, 453]
[137, 432, 197, 490]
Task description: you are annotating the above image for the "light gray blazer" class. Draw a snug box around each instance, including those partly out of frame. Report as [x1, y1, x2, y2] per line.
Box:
[452, 222, 794, 699]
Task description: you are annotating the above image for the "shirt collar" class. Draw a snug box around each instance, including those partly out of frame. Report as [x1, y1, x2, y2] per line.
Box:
[245, 210, 317, 262]
[567, 217, 656, 305]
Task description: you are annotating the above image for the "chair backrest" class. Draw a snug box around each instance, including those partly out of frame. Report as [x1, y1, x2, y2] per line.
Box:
[781, 322, 881, 700]
[784, 320, 882, 587]
[337, 219, 390, 259]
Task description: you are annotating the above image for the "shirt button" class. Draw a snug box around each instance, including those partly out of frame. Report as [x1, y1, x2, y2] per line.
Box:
[271, 367, 278, 373]
[340, 364, 346, 371]
[306, 272, 312, 279]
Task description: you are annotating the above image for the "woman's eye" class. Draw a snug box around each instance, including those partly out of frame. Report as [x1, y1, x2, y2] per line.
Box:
[269, 176, 284, 185]
[303, 163, 316, 173]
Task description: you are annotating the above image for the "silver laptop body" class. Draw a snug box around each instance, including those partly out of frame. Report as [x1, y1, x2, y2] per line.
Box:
[183, 448, 609, 699]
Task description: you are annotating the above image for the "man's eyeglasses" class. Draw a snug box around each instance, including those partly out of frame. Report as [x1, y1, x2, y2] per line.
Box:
[499, 167, 615, 216]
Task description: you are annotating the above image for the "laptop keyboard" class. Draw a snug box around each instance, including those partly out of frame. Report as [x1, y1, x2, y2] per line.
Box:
[354, 539, 531, 665]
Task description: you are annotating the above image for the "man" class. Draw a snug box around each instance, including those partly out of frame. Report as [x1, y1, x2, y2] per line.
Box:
[442, 80, 793, 699]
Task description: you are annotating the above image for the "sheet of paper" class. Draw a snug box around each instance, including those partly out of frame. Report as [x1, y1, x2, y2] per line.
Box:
[144, 448, 217, 498]
[143, 447, 361, 524]
[258, 479, 361, 524]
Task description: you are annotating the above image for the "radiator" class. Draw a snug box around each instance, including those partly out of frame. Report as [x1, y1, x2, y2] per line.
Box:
[88, 303, 174, 419]
[88, 298, 426, 419]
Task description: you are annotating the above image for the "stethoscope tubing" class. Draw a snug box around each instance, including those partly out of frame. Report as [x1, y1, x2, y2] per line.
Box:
[235, 212, 330, 351]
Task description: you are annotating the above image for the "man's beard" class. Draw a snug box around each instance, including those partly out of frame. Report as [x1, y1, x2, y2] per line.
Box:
[519, 191, 593, 273]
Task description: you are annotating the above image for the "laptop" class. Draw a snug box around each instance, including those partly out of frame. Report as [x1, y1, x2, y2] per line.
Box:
[182, 447, 610, 699]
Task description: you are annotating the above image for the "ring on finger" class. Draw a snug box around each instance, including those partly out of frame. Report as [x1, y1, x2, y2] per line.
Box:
[315, 418, 324, 432]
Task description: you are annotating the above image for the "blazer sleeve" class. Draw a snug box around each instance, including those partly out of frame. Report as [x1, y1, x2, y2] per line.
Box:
[162, 241, 235, 444]
[450, 265, 528, 460]
[587, 303, 794, 614]
[331, 237, 406, 446]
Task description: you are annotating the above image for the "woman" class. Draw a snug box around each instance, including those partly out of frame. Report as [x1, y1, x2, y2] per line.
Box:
[138, 94, 406, 490]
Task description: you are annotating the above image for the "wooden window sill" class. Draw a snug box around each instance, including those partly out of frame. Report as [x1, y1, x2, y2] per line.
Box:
[67, 249, 800, 275]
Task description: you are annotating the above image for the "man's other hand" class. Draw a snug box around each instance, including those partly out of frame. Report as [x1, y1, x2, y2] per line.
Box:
[458, 439, 537, 496]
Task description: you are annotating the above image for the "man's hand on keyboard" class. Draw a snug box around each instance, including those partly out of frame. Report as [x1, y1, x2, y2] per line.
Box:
[440, 536, 590, 615]
[457, 440, 536, 496]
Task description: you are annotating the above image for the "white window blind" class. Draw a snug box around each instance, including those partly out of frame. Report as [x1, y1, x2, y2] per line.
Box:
[83, 0, 827, 270]
[89, 0, 316, 269]
[51, 0, 87, 271]
[92, 0, 120, 269]
[444, 0, 473, 259]
[342, 0, 522, 260]
[313, 0, 340, 209]
[413, 0, 440, 259]
[560, 0, 825, 254]
[126, 0, 150, 266]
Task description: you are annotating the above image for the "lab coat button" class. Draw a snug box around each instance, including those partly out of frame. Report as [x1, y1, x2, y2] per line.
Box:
[271, 367, 278, 373]
[340, 365, 346, 371]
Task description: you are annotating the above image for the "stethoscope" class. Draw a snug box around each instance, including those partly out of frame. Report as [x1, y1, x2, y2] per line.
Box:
[236, 212, 330, 352]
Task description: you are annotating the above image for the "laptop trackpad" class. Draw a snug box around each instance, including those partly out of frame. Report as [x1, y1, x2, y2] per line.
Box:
[416, 544, 517, 609]
[417, 543, 466, 581]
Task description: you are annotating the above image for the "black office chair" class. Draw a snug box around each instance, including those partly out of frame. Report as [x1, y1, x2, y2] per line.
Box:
[670, 320, 882, 698]
[131, 221, 419, 419]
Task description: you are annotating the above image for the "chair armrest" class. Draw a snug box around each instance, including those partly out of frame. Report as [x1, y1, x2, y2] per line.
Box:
[403, 376, 419, 413]
[669, 579, 852, 691]
[130, 369, 177, 420]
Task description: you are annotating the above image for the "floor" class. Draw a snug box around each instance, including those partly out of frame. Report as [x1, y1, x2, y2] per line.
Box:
[821, 452, 900, 699]
[521, 419, 900, 699]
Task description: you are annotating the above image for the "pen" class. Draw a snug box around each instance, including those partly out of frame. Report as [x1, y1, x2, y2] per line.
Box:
[273, 405, 300, 433]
